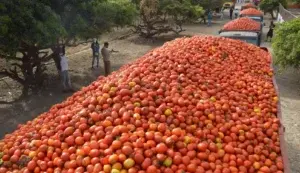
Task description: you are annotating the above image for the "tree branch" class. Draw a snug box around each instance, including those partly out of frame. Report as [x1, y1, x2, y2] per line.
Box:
[0, 69, 25, 85]
[41, 53, 55, 62]
[65, 40, 92, 47]
[0, 53, 23, 61]
[10, 63, 23, 70]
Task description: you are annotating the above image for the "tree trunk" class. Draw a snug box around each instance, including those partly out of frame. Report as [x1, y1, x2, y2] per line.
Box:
[13, 46, 48, 96]
[270, 11, 274, 19]
[51, 44, 62, 75]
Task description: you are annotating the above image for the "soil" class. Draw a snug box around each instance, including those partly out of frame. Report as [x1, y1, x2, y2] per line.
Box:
[0, 7, 300, 173]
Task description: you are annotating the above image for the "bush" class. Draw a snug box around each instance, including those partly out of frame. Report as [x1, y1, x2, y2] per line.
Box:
[272, 18, 300, 68]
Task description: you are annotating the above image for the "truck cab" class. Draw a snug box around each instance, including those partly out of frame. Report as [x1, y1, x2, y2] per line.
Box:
[247, 16, 264, 30]
[219, 31, 261, 46]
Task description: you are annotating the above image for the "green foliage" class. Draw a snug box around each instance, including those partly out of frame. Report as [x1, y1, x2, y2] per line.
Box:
[191, 0, 223, 10]
[292, 0, 300, 4]
[0, 0, 137, 53]
[259, 0, 287, 18]
[0, 0, 65, 54]
[137, 0, 204, 37]
[0, 0, 137, 97]
[272, 18, 300, 69]
[162, 0, 204, 19]
[259, 0, 287, 12]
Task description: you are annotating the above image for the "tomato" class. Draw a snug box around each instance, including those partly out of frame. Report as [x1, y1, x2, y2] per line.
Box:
[133, 153, 145, 164]
[197, 142, 208, 152]
[156, 143, 168, 154]
[123, 158, 135, 169]
[109, 154, 119, 164]
[27, 160, 37, 171]
[122, 146, 133, 156]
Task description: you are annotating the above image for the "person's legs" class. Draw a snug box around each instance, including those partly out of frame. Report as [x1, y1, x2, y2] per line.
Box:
[61, 71, 67, 91]
[266, 32, 271, 41]
[65, 71, 72, 90]
[207, 19, 211, 26]
[103, 61, 107, 76]
[104, 61, 111, 76]
[267, 35, 271, 42]
[96, 55, 99, 68]
[92, 54, 95, 68]
[107, 61, 111, 75]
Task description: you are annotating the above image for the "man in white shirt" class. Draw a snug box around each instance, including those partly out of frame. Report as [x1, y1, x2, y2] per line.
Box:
[60, 53, 73, 92]
[101, 42, 111, 76]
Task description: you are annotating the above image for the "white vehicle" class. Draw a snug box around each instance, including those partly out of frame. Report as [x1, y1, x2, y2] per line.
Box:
[219, 31, 261, 46]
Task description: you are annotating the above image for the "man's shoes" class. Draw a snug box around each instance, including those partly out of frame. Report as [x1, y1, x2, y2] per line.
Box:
[68, 88, 75, 92]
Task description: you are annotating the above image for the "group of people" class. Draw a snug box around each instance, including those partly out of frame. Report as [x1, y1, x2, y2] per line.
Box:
[90, 39, 112, 76]
[54, 39, 113, 92]
[206, 6, 239, 27]
[229, 7, 239, 20]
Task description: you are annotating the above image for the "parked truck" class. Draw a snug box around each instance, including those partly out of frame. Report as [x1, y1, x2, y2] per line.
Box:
[219, 17, 262, 46]
[219, 30, 261, 46]
[239, 8, 264, 30]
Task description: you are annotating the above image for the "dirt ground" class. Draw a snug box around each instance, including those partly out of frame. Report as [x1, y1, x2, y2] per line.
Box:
[0, 9, 300, 173]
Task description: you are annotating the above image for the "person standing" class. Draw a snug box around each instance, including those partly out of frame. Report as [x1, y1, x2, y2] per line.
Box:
[220, 7, 224, 20]
[101, 42, 111, 76]
[91, 39, 100, 68]
[266, 21, 275, 42]
[234, 8, 239, 19]
[60, 53, 73, 92]
[207, 10, 212, 27]
[230, 7, 234, 19]
[52, 40, 65, 74]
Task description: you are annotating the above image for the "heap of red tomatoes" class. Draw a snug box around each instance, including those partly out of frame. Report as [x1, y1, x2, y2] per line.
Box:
[0, 36, 284, 173]
[242, 3, 256, 9]
[240, 8, 263, 16]
[222, 17, 261, 31]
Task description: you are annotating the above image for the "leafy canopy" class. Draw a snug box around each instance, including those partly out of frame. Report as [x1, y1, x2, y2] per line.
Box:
[137, 0, 204, 38]
[0, 0, 137, 96]
[259, 0, 287, 12]
[0, 0, 137, 54]
[272, 18, 300, 68]
[191, 0, 223, 10]
[0, 0, 65, 54]
[292, 0, 300, 4]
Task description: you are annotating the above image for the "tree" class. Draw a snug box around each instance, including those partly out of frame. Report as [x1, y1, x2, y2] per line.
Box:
[272, 18, 300, 69]
[192, 0, 223, 10]
[292, 0, 300, 4]
[134, 0, 204, 38]
[0, 0, 137, 98]
[259, 0, 287, 19]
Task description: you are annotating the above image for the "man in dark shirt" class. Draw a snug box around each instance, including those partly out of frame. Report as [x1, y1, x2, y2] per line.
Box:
[230, 7, 234, 19]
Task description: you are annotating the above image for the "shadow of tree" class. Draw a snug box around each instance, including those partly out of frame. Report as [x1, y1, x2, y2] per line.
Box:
[0, 63, 124, 138]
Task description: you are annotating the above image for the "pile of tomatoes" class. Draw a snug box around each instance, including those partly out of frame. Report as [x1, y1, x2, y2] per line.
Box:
[240, 8, 263, 16]
[242, 3, 256, 9]
[222, 17, 261, 31]
[0, 36, 284, 173]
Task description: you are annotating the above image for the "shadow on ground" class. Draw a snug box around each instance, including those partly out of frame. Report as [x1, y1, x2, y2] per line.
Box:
[0, 64, 122, 138]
